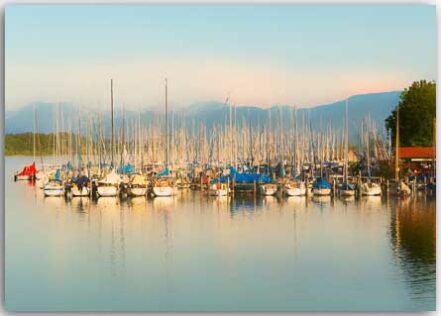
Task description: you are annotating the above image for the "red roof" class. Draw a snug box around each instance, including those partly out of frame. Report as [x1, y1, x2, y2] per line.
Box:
[399, 147, 435, 159]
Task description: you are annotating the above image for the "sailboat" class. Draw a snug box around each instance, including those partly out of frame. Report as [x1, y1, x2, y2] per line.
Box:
[283, 178, 306, 196]
[209, 180, 229, 196]
[96, 170, 120, 197]
[15, 162, 37, 181]
[43, 169, 64, 196]
[260, 182, 278, 196]
[152, 78, 175, 197]
[338, 98, 356, 197]
[129, 173, 148, 197]
[360, 118, 382, 196]
[96, 79, 120, 198]
[71, 174, 90, 197]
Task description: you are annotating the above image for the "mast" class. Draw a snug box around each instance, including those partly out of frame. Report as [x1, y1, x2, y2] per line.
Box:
[395, 104, 400, 181]
[345, 98, 349, 183]
[33, 104, 36, 163]
[110, 79, 115, 169]
[165, 78, 169, 169]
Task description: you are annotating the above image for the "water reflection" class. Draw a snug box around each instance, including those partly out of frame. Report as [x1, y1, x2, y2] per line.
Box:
[389, 197, 435, 308]
[312, 195, 332, 205]
[5, 157, 436, 312]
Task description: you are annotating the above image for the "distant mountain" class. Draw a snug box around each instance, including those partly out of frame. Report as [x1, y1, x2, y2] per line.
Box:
[5, 91, 401, 143]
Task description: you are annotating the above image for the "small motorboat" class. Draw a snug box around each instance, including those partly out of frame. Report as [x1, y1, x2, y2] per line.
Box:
[284, 180, 306, 196]
[361, 181, 382, 196]
[392, 181, 412, 197]
[209, 182, 228, 196]
[338, 182, 356, 197]
[260, 183, 278, 196]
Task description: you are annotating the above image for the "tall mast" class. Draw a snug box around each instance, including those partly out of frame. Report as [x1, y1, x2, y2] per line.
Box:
[33, 104, 36, 163]
[345, 98, 349, 182]
[395, 104, 400, 181]
[110, 79, 115, 168]
[165, 78, 169, 169]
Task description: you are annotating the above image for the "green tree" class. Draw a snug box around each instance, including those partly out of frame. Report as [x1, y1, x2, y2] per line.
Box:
[385, 80, 436, 147]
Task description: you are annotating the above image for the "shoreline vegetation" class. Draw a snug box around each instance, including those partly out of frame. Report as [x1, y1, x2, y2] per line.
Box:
[5, 133, 89, 156]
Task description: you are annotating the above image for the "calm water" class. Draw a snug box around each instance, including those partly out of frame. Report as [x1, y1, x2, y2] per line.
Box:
[5, 157, 436, 311]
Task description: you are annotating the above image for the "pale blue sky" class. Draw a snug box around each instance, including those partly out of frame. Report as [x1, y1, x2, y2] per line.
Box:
[5, 4, 436, 110]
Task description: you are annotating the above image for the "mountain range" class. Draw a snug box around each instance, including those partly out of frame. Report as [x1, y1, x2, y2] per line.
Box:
[5, 91, 401, 143]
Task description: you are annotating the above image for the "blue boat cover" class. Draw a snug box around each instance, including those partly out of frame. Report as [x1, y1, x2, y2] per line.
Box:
[157, 168, 170, 177]
[313, 177, 331, 189]
[228, 166, 272, 184]
[118, 163, 135, 174]
[66, 162, 73, 171]
[74, 175, 90, 186]
[340, 182, 355, 190]
[54, 169, 62, 181]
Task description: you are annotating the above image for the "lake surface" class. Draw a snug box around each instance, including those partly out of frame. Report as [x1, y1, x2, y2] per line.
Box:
[5, 157, 436, 311]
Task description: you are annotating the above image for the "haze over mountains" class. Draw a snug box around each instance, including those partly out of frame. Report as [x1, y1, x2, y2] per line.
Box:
[5, 91, 401, 143]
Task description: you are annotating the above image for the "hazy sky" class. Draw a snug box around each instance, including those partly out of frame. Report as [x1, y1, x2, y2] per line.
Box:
[5, 4, 436, 111]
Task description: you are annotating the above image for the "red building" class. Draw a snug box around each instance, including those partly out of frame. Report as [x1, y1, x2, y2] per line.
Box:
[398, 147, 436, 176]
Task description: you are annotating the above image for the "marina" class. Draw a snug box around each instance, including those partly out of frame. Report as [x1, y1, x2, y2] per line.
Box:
[5, 4, 436, 312]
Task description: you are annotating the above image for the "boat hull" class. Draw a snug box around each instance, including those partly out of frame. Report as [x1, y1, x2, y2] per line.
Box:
[362, 186, 382, 196]
[129, 187, 147, 197]
[153, 186, 174, 197]
[44, 188, 64, 197]
[260, 184, 278, 196]
[97, 186, 118, 197]
[72, 186, 90, 197]
[209, 189, 228, 196]
[284, 187, 306, 196]
[313, 188, 331, 196]
[339, 189, 355, 197]
[15, 174, 34, 181]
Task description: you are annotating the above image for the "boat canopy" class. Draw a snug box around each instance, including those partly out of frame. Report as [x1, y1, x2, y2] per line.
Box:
[118, 163, 135, 174]
[18, 162, 37, 176]
[313, 177, 331, 189]
[157, 168, 170, 177]
[212, 167, 272, 184]
[54, 169, 62, 181]
[340, 182, 355, 190]
[74, 175, 90, 186]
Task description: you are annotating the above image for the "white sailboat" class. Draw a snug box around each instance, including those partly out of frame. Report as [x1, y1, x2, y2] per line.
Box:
[96, 171, 120, 197]
[283, 180, 306, 196]
[129, 174, 148, 197]
[258, 182, 277, 196]
[152, 78, 175, 197]
[209, 182, 228, 196]
[338, 98, 355, 197]
[44, 179, 64, 197]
